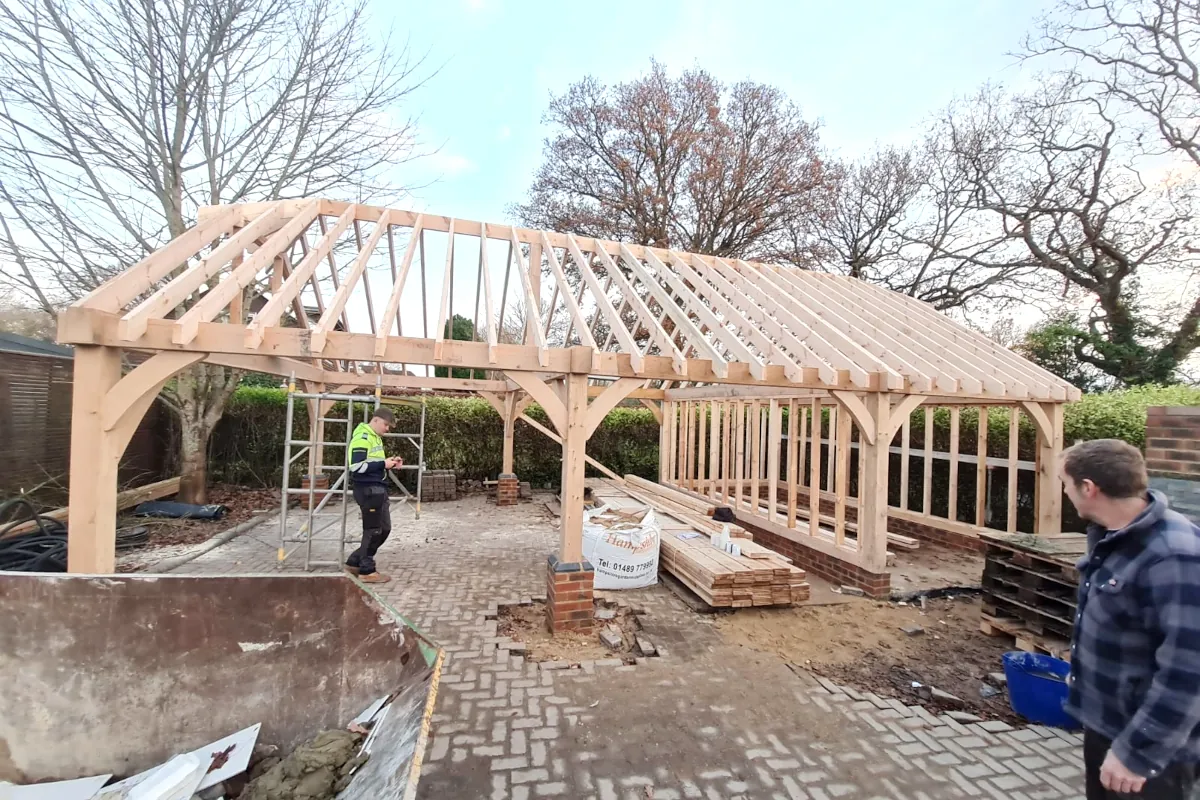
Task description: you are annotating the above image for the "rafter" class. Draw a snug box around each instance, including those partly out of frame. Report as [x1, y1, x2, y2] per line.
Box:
[311, 209, 392, 354]
[541, 232, 596, 351]
[375, 214, 424, 357]
[591, 245, 685, 375]
[247, 204, 355, 349]
[173, 201, 321, 345]
[119, 205, 284, 341]
[618, 244, 728, 378]
[566, 235, 642, 371]
[74, 199, 1080, 403]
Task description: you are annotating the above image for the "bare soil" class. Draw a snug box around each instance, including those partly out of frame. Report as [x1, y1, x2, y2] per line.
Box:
[115, 484, 277, 572]
[497, 600, 643, 666]
[716, 595, 1019, 721]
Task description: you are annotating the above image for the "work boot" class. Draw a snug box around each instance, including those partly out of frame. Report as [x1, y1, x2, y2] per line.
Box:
[358, 571, 390, 584]
[343, 564, 360, 576]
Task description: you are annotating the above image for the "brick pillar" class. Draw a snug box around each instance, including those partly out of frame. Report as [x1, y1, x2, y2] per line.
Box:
[497, 473, 519, 507]
[546, 555, 594, 634]
[1146, 406, 1200, 520]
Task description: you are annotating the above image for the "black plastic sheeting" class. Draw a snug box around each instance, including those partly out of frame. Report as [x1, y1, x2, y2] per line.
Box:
[132, 501, 229, 520]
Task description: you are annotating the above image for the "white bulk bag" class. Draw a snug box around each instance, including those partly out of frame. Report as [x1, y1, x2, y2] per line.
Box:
[581, 504, 661, 590]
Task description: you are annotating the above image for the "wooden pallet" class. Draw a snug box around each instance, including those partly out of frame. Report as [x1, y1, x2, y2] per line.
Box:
[980, 613, 1071, 660]
[589, 478, 809, 608]
[978, 530, 1084, 652]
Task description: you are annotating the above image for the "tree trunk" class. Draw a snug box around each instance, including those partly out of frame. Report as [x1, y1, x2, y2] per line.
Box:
[168, 362, 241, 505]
[178, 417, 210, 504]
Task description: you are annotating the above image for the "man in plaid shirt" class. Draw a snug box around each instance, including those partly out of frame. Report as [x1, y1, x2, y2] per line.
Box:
[1060, 439, 1200, 799]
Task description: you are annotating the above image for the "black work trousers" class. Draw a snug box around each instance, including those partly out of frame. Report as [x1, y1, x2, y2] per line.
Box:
[347, 483, 391, 575]
[1084, 728, 1197, 800]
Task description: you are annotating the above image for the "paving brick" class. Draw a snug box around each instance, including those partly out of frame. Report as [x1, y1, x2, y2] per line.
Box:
[162, 493, 1084, 800]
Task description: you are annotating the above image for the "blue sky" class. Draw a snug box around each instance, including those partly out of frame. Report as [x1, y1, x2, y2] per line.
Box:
[383, 0, 1051, 222]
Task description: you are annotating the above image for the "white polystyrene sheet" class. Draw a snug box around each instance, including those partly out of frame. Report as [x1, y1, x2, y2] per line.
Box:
[350, 696, 389, 728]
[126, 754, 205, 800]
[93, 723, 261, 799]
[0, 775, 111, 800]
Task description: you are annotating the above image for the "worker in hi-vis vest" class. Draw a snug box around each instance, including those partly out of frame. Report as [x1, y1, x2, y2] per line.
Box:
[345, 405, 401, 583]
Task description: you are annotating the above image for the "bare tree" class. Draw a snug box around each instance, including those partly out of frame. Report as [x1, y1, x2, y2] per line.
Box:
[802, 143, 1046, 312]
[925, 80, 1197, 384]
[512, 61, 832, 261]
[1030, 0, 1200, 167]
[0, 0, 427, 502]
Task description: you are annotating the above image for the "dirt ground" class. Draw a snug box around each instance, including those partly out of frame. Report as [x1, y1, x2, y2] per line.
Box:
[888, 545, 985, 595]
[116, 485, 276, 572]
[497, 599, 642, 665]
[716, 594, 1020, 721]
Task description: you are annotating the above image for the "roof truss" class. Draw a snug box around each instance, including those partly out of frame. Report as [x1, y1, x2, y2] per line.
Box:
[58, 198, 1080, 402]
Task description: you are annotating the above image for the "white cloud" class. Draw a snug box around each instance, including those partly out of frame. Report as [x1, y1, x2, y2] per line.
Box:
[426, 150, 474, 176]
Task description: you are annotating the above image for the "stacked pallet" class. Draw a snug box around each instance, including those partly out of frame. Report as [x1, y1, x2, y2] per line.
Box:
[589, 478, 809, 607]
[979, 530, 1086, 657]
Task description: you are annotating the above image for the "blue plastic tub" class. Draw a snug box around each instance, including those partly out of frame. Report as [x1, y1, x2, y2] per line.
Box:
[1003, 651, 1081, 729]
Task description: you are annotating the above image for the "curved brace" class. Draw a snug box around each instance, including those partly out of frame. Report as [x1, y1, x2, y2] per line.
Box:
[640, 398, 663, 425]
[1020, 400, 1054, 441]
[584, 378, 646, 438]
[830, 390, 877, 445]
[103, 352, 206, 456]
[506, 371, 566, 434]
[884, 395, 927, 441]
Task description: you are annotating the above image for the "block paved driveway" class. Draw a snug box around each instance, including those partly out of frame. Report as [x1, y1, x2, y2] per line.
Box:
[169, 494, 1085, 800]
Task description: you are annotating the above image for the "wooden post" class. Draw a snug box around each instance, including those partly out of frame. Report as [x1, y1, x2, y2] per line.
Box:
[834, 401, 851, 547]
[749, 400, 761, 516]
[67, 346, 123, 573]
[705, 402, 715, 496]
[949, 407, 961, 521]
[1034, 402, 1065, 533]
[809, 398, 822, 538]
[767, 399, 781, 522]
[923, 406, 934, 515]
[721, 400, 732, 502]
[826, 406, 837, 493]
[858, 393, 891, 572]
[667, 400, 676, 482]
[502, 392, 517, 475]
[558, 372, 588, 562]
[976, 406, 988, 527]
[733, 400, 745, 508]
[899, 413, 911, 511]
[1007, 407, 1020, 532]
[697, 401, 707, 493]
[786, 400, 798, 529]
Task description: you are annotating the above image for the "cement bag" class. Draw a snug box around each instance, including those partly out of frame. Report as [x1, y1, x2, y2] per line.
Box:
[581, 504, 661, 589]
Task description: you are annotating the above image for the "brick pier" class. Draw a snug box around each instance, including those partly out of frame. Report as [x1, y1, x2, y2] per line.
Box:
[545, 556, 595, 634]
[496, 473, 520, 507]
[1145, 405, 1200, 520]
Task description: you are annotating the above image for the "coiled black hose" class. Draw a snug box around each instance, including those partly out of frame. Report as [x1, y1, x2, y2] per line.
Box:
[0, 498, 150, 572]
[0, 498, 68, 572]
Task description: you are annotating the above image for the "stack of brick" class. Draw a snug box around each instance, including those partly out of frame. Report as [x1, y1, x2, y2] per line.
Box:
[420, 470, 457, 502]
[545, 556, 595, 634]
[496, 473, 519, 506]
[1145, 406, 1200, 520]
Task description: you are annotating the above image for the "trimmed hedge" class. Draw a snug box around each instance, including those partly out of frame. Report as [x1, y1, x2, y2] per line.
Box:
[207, 384, 1200, 503]
[207, 390, 659, 488]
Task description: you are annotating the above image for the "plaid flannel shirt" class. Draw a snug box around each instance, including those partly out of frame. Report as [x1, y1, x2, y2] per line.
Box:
[1065, 490, 1200, 777]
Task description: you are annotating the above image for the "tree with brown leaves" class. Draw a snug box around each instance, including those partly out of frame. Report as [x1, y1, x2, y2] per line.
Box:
[512, 61, 831, 262]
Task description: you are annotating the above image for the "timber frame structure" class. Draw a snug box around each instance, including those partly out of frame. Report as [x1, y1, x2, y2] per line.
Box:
[57, 198, 1078, 592]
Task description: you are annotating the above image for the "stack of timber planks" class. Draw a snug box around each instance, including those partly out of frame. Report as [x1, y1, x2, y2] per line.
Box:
[589, 478, 809, 608]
